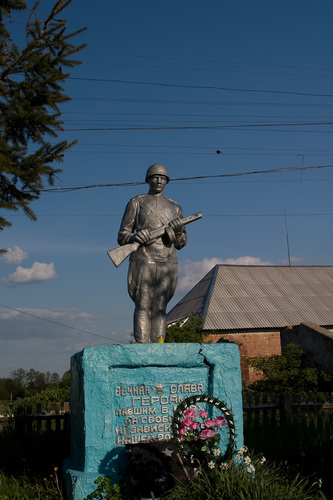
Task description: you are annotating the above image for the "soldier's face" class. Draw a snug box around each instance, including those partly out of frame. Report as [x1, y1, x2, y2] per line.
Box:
[148, 175, 168, 194]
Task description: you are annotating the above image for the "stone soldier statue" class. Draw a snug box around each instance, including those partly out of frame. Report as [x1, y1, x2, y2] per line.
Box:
[118, 164, 187, 343]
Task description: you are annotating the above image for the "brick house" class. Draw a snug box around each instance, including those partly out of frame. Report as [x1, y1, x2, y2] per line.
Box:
[166, 265, 333, 385]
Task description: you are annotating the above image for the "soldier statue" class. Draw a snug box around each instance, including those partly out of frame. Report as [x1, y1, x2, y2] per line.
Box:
[118, 164, 187, 343]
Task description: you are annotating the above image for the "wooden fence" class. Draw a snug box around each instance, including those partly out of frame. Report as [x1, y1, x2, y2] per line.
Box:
[243, 392, 333, 428]
[0, 393, 332, 435]
[0, 402, 70, 438]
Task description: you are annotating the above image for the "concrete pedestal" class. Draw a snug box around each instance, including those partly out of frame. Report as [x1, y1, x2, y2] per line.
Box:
[64, 343, 243, 499]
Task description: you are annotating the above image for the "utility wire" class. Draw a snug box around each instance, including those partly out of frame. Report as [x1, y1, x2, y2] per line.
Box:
[84, 51, 333, 73]
[71, 96, 333, 109]
[70, 142, 333, 154]
[0, 303, 125, 344]
[41, 164, 333, 193]
[65, 150, 333, 156]
[69, 77, 333, 99]
[62, 111, 333, 120]
[64, 121, 333, 132]
[80, 62, 333, 79]
[8, 212, 333, 218]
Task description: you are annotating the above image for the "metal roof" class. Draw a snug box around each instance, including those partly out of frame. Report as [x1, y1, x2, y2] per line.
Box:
[167, 265, 333, 331]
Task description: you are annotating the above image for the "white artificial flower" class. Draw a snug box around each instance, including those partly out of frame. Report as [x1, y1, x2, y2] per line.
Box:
[260, 456, 266, 464]
[244, 456, 251, 465]
[212, 448, 221, 456]
[208, 461, 215, 469]
[247, 464, 255, 473]
[240, 445, 248, 453]
[220, 462, 229, 470]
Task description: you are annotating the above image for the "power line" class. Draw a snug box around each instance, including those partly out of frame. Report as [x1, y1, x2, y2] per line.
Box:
[207, 212, 333, 217]
[65, 150, 333, 156]
[65, 150, 333, 157]
[64, 121, 333, 132]
[72, 96, 333, 109]
[8, 212, 333, 218]
[85, 51, 333, 73]
[63, 118, 333, 127]
[69, 77, 333, 99]
[80, 50, 333, 78]
[63, 111, 333, 120]
[70, 142, 333, 154]
[81, 61, 333, 79]
[0, 303, 125, 344]
[41, 164, 333, 193]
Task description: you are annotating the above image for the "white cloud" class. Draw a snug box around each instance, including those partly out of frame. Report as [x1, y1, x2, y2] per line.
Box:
[0, 309, 20, 320]
[177, 256, 274, 293]
[223, 256, 274, 266]
[2, 246, 27, 264]
[7, 262, 57, 284]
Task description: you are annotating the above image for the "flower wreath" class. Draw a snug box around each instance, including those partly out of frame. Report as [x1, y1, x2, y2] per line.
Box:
[172, 394, 236, 464]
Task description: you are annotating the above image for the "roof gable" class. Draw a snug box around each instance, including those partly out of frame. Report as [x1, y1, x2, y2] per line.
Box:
[167, 265, 333, 330]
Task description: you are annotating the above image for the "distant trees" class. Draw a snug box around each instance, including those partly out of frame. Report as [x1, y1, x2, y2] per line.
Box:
[246, 343, 332, 393]
[0, 368, 70, 401]
[0, 0, 86, 231]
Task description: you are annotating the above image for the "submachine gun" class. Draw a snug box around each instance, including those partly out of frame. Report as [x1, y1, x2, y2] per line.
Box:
[107, 212, 202, 268]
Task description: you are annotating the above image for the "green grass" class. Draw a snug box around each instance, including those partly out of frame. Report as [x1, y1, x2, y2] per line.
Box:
[0, 470, 64, 499]
[165, 458, 325, 500]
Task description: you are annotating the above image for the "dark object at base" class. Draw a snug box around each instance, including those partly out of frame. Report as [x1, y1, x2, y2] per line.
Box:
[125, 440, 192, 499]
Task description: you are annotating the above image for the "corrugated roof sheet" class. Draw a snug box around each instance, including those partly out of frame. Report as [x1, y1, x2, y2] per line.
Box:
[167, 265, 333, 330]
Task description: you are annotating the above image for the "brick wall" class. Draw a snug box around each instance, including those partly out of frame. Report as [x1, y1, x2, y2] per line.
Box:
[204, 330, 282, 385]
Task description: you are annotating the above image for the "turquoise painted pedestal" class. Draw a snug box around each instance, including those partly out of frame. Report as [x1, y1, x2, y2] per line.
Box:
[64, 343, 243, 499]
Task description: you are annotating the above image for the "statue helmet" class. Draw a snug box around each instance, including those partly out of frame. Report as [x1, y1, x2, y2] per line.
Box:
[145, 163, 169, 183]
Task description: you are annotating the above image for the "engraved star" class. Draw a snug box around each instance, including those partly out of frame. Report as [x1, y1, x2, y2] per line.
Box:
[154, 383, 165, 394]
[162, 448, 174, 457]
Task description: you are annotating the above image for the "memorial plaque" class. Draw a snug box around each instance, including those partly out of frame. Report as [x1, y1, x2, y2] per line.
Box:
[64, 343, 243, 500]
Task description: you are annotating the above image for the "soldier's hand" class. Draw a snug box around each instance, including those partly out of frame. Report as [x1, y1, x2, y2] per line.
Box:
[169, 218, 184, 235]
[134, 229, 152, 245]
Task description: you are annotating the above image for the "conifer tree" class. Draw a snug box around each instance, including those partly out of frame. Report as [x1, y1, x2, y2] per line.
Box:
[0, 0, 86, 232]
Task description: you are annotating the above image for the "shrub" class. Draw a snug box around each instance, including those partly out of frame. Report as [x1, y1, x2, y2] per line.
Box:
[246, 343, 332, 393]
[165, 315, 203, 343]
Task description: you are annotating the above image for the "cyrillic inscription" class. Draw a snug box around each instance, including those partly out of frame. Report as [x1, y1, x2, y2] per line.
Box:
[114, 382, 205, 444]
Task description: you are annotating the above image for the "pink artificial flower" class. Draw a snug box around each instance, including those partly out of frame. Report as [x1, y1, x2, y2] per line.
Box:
[213, 416, 228, 427]
[179, 427, 186, 435]
[199, 429, 215, 440]
[182, 418, 192, 427]
[199, 411, 208, 419]
[184, 408, 198, 420]
[204, 419, 216, 428]
[190, 421, 200, 430]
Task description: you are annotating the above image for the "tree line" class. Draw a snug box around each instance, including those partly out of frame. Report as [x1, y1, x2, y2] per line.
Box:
[0, 368, 70, 401]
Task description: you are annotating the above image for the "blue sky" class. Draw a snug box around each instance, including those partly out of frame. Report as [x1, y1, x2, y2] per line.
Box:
[1, 0, 333, 377]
